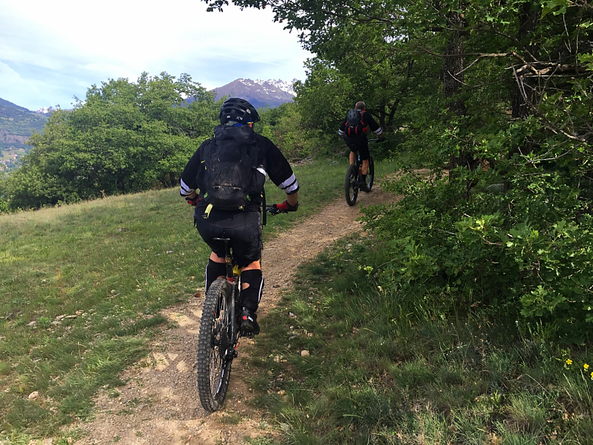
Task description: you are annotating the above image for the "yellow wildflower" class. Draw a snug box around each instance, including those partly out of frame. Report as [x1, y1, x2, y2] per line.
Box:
[566, 359, 573, 365]
[584, 363, 590, 370]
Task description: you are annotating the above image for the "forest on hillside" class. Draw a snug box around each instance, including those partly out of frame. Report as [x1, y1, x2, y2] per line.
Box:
[0, 101, 48, 168]
[1, 0, 592, 342]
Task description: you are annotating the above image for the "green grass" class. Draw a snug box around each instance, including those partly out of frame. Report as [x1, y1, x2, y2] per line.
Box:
[247, 235, 593, 444]
[0, 157, 399, 442]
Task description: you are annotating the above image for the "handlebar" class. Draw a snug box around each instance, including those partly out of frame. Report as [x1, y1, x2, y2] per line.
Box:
[263, 201, 296, 224]
[266, 206, 280, 215]
[266, 201, 299, 216]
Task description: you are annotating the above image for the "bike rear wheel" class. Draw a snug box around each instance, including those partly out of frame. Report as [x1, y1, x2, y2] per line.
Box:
[345, 164, 359, 206]
[197, 278, 236, 412]
[364, 155, 375, 192]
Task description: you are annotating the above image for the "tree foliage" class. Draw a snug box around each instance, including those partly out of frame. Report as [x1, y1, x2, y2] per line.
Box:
[3, 73, 219, 209]
[258, 102, 316, 160]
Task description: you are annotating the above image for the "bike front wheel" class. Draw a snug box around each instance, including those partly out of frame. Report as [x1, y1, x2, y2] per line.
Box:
[364, 155, 375, 192]
[197, 278, 236, 412]
[345, 164, 359, 206]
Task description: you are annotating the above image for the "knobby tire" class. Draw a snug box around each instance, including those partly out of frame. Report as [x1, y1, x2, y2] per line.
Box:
[197, 278, 235, 412]
[345, 164, 358, 206]
[365, 155, 375, 192]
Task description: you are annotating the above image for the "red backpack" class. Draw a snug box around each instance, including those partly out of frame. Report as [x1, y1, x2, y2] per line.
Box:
[345, 109, 368, 136]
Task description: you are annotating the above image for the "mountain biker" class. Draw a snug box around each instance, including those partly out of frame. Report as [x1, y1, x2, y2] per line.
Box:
[180, 97, 299, 337]
[339, 101, 384, 191]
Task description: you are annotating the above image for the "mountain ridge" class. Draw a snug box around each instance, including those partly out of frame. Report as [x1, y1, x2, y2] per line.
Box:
[202, 78, 296, 109]
[0, 98, 48, 171]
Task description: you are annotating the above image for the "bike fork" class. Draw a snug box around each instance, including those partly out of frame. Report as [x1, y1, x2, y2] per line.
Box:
[230, 286, 240, 358]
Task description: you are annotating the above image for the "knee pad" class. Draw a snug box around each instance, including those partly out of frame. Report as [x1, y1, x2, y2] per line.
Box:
[205, 260, 226, 291]
[240, 269, 264, 312]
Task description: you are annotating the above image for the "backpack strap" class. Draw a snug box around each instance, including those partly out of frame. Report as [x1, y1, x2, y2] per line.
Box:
[359, 110, 368, 133]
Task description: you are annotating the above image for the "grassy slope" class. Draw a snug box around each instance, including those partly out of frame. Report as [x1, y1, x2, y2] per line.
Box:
[248, 237, 593, 444]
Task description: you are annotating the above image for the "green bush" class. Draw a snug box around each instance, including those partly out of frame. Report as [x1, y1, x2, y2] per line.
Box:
[362, 152, 593, 343]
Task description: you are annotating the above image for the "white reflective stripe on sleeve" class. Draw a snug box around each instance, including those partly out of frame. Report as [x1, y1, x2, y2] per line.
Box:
[279, 173, 299, 194]
[180, 178, 195, 196]
[338, 129, 345, 136]
[373, 127, 383, 135]
[257, 167, 267, 177]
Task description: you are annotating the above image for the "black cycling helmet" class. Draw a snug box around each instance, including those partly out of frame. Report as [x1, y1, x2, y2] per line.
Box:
[219, 97, 261, 125]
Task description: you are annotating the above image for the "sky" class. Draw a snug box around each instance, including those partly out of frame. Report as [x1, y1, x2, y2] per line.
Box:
[0, 0, 312, 111]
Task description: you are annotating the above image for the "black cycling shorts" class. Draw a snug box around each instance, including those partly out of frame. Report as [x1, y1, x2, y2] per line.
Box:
[344, 136, 370, 161]
[194, 208, 262, 268]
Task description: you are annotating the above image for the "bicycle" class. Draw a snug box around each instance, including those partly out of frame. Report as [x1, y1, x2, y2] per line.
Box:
[345, 151, 375, 207]
[344, 138, 385, 206]
[196, 206, 279, 412]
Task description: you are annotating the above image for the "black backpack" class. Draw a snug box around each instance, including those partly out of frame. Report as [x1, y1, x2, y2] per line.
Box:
[196, 125, 265, 210]
[345, 109, 367, 136]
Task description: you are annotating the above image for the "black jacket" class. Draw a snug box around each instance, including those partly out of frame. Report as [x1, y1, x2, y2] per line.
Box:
[338, 110, 383, 145]
[180, 125, 299, 212]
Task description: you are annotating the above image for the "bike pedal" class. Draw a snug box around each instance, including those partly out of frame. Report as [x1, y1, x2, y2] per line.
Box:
[240, 330, 256, 339]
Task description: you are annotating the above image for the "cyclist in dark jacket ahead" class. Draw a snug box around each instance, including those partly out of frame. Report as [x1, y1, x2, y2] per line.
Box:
[339, 101, 384, 191]
[180, 98, 299, 336]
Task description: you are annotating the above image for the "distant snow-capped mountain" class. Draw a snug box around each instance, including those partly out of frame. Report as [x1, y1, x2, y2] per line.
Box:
[35, 107, 56, 115]
[248, 78, 296, 97]
[213, 78, 297, 109]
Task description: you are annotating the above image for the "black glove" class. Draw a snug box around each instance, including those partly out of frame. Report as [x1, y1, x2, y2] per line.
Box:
[185, 196, 201, 206]
[271, 200, 298, 214]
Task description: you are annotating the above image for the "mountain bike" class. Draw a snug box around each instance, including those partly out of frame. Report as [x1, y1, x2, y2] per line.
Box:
[196, 207, 278, 412]
[345, 151, 375, 207]
[344, 138, 385, 206]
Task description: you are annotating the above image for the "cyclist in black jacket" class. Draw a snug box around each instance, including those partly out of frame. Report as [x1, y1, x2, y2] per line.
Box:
[339, 101, 384, 191]
[180, 98, 299, 336]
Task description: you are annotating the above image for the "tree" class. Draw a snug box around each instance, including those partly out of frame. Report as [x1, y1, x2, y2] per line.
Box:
[5, 73, 219, 209]
[259, 102, 314, 159]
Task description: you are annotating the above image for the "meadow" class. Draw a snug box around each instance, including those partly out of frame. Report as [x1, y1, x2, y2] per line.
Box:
[0, 158, 353, 442]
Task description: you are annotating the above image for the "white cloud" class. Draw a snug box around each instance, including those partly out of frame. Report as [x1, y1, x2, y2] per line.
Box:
[0, 0, 311, 110]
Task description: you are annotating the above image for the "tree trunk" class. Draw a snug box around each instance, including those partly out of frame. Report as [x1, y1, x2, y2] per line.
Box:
[442, 10, 476, 179]
[443, 11, 466, 117]
[512, 2, 541, 119]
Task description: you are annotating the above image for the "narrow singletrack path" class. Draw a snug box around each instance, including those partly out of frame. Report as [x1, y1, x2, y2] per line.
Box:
[73, 185, 401, 445]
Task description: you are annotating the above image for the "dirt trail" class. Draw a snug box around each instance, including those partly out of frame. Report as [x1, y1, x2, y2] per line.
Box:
[72, 185, 401, 445]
